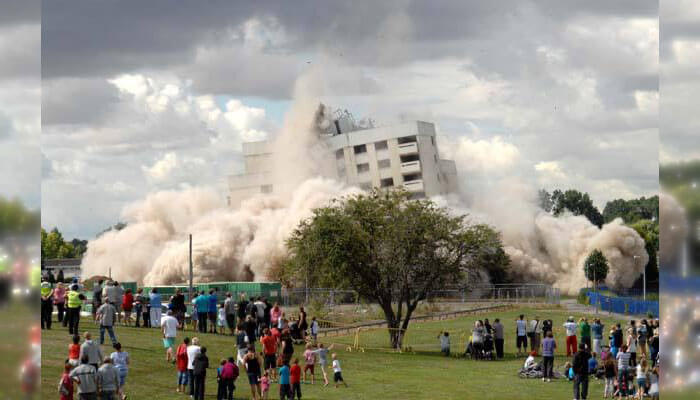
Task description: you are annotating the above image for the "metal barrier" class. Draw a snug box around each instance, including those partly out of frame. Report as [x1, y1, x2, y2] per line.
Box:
[587, 291, 659, 317]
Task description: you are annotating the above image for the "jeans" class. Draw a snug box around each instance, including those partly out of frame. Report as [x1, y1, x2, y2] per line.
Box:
[134, 304, 142, 327]
[198, 312, 208, 332]
[618, 368, 629, 393]
[217, 378, 234, 400]
[188, 370, 195, 395]
[292, 382, 302, 399]
[178, 371, 189, 385]
[100, 325, 118, 345]
[150, 307, 161, 327]
[279, 384, 292, 400]
[99, 391, 115, 400]
[79, 393, 98, 400]
[67, 306, 81, 335]
[542, 356, 554, 378]
[574, 374, 589, 400]
[495, 338, 504, 358]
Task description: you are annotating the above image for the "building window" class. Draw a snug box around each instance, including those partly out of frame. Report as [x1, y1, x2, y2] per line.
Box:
[378, 159, 391, 169]
[335, 149, 344, 159]
[354, 144, 367, 154]
[404, 172, 422, 182]
[261, 184, 273, 194]
[359, 182, 372, 190]
[397, 135, 417, 145]
[400, 154, 419, 163]
[380, 178, 394, 188]
[375, 140, 388, 151]
[357, 163, 370, 173]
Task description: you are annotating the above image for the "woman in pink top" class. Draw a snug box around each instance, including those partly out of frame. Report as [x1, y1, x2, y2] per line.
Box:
[53, 283, 67, 324]
[270, 303, 282, 328]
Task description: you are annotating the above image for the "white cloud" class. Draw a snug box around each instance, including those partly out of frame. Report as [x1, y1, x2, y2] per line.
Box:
[535, 161, 567, 180]
[142, 152, 178, 181]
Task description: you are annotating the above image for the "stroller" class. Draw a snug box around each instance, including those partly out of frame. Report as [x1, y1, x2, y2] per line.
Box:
[289, 321, 305, 344]
[481, 334, 495, 360]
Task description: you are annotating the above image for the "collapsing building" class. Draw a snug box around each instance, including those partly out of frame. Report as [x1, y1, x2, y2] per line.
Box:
[227, 107, 458, 208]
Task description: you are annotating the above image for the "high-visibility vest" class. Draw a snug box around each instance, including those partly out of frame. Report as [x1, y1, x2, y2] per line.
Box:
[67, 291, 82, 308]
[41, 287, 51, 297]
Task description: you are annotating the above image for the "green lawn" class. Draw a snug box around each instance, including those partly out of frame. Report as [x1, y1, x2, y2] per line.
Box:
[42, 306, 631, 399]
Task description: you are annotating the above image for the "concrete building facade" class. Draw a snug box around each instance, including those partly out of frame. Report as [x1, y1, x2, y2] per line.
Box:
[228, 120, 458, 208]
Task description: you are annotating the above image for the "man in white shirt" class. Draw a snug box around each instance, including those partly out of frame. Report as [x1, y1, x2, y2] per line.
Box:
[161, 310, 180, 362]
[563, 316, 578, 357]
[186, 337, 202, 396]
[516, 314, 528, 356]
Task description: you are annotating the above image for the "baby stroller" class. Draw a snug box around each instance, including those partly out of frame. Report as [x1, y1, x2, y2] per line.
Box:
[289, 321, 305, 344]
[482, 334, 495, 360]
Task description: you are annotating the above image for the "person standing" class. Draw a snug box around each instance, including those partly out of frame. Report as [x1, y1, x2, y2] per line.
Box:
[208, 289, 218, 334]
[96, 301, 118, 345]
[270, 303, 282, 329]
[224, 293, 236, 336]
[278, 359, 291, 400]
[261, 328, 278, 380]
[298, 306, 308, 340]
[113, 282, 124, 325]
[195, 292, 208, 333]
[263, 298, 272, 330]
[591, 319, 604, 355]
[616, 344, 632, 395]
[121, 289, 133, 326]
[290, 358, 302, 400]
[563, 316, 578, 357]
[237, 295, 249, 326]
[541, 331, 556, 382]
[97, 357, 121, 400]
[57, 269, 65, 284]
[65, 284, 86, 335]
[70, 356, 98, 400]
[218, 357, 238, 400]
[638, 319, 649, 360]
[492, 318, 504, 359]
[133, 288, 145, 328]
[579, 317, 591, 351]
[236, 324, 251, 366]
[192, 347, 209, 400]
[54, 282, 67, 324]
[528, 316, 541, 355]
[176, 337, 190, 393]
[161, 310, 180, 362]
[572, 343, 591, 400]
[516, 314, 528, 357]
[187, 337, 202, 397]
[149, 288, 162, 328]
[110, 342, 129, 400]
[80, 332, 104, 370]
[171, 289, 186, 329]
[40, 282, 54, 330]
[649, 330, 659, 367]
[244, 346, 263, 400]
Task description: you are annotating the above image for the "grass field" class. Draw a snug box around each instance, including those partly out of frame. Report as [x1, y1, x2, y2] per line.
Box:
[42, 305, 636, 399]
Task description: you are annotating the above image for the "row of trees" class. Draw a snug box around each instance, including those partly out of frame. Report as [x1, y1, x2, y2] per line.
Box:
[40, 228, 87, 260]
[0, 196, 40, 239]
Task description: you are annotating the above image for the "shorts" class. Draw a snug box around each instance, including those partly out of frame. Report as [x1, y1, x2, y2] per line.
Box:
[333, 371, 343, 382]
[304, 364, 315, 374]
[517, 335, 527, 348]
[208, 312, 217, 322]
[237, 348, 248, 364]
[163, 337, 175, 349]
[247, 373, 260, 385]
[117, 366, 128, 386]
[177, 371, 189, 385]
[68, 358, 80, 367]
[264, 354, 277, 370]
[637, 378, 647, 387]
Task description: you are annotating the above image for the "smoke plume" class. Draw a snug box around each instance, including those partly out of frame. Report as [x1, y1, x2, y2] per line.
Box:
[81, 71, 649, 295]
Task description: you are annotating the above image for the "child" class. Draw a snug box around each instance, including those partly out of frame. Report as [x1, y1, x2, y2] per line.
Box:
[302, 344, 316, 384]
[588, 352, 598, 378]
[58, 363, 74, 400]
[290, 358, 302, 400]
[603, 354, 616, 399]
[176, 337, 190, 393]
[635, 359, 648, 400]
[439, 331, 450, 356]
[217, 359, 227, 400]
[260, 371, 270, 400]
[278, 360, 291, 400]
[331, 353, 348, 388]
[310, 317, 319, 345]
[68, 335, 81, 368]
[313, 343, 334, 387]
[648, 366, 659, 400]
[217, 304, 226, 335]
[564, 361, 574, 381]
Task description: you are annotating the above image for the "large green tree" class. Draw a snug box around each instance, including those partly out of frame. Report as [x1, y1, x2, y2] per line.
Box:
[630, 219, 659, 283]
[280, 190, 508, 348]
[551, 189, 604, 227]
[602, 196, 659, 224]
[41, 227, 81, 259]
[0, 196, 40, 239]
[584, 249, 609, 289]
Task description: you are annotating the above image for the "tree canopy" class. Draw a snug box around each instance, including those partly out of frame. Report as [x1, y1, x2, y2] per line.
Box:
[0, 196, 40, 239]
[602, 196, 658, 224]
[551, 189, 604, 227]
[583, 249, 609, 288]
[630, 219, 659, 283]
[41, 227, 86, 260]
[279, 189, 508, 348]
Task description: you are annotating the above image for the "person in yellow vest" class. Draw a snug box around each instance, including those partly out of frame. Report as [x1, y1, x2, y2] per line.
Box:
[40, 282, 54, 330]
[65, 284, 86, 335]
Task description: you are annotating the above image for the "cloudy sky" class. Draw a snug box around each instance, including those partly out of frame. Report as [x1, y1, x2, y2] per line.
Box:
[0, 0, 40, 209]
[38, 0, 668, 239]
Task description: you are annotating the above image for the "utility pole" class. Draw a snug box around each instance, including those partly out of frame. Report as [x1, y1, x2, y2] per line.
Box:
[189, 234, 193, 303]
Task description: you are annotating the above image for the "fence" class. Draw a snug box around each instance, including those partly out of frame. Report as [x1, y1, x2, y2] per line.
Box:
[427, 283, 560, 305]
[586, 291, 659, 317]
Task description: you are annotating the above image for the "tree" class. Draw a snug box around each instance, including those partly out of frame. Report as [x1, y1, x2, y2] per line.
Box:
[280, 189, 507, 348]
[538, 189, 553, 213]
[583, 249, 609, 289]
[41, 227, 77, 260]
[551, 189, 604, 227]
[0, 196, 40, 239]
[602, 196, 659, 224]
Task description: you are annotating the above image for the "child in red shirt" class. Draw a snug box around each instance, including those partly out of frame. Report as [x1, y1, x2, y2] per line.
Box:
[290, 358, 302, 400]
[59, 363, 74, 400]
[68, 335, 81, 368]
